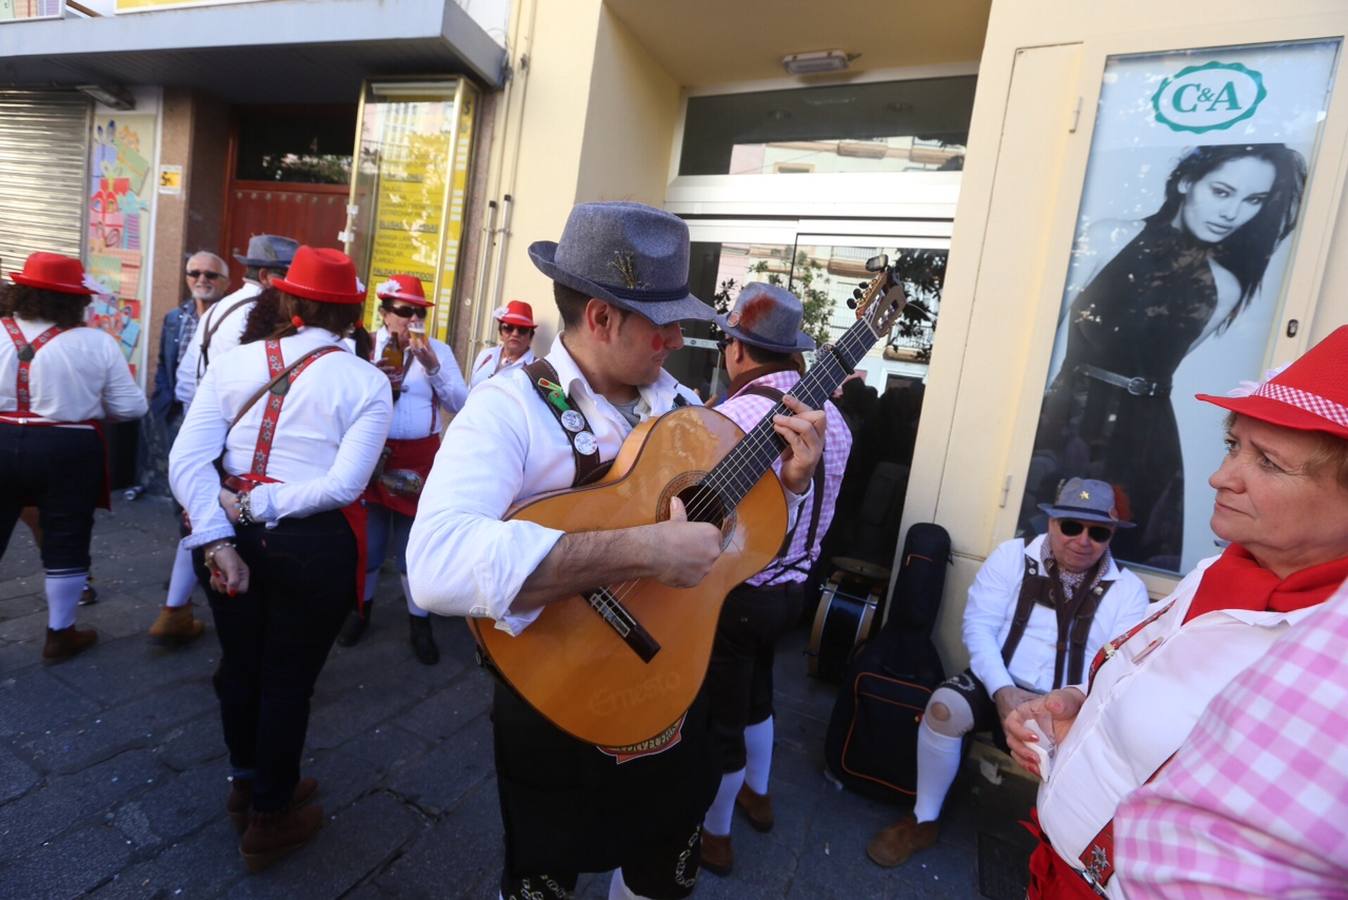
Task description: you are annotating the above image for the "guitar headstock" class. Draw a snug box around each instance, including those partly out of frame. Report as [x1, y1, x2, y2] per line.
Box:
[851, 254, 908, 338]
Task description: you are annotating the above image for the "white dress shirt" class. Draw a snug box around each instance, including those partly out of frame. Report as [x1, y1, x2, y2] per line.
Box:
[169, 327, 393, 550]
[369, 327, 468, 439]
[0, 317, 147, 423]
[174, 281, 261, 406]
[1036, 555, 1319, 898]
[468, 343, 536, 389]
[963, 535, 1150, 696]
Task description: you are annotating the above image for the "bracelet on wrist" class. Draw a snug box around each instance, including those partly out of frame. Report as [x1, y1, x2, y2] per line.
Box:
[236, 490, 256, 526]
[204, 541, 236, 570]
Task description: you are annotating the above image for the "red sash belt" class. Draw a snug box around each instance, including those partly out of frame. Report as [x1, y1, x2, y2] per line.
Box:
[363, 434, 439, 518]
[1023, 810, 1106, 899]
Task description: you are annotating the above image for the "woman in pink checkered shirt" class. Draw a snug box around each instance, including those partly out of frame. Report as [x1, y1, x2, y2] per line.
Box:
[1003, 325, 1348, 899]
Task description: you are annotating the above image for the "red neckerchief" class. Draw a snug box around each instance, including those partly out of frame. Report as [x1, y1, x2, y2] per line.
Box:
[1183, 543, 1348, 624]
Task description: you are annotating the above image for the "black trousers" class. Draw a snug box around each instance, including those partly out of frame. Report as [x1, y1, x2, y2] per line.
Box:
[198, 509, 355, 812]
[0, 424, 102, 573]
[705, 581, 805, 773]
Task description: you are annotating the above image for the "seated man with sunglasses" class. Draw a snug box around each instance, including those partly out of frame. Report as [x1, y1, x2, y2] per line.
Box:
[867, 477, 1149, 870]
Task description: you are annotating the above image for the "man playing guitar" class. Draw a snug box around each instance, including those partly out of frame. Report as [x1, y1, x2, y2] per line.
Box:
[407, 201, 827, 900]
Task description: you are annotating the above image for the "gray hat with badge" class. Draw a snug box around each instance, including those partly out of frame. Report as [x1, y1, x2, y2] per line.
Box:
[527, 201, 715, 326]
[715, 282, 815, 353]
[233, 233, 298, 269]
[1038, 477, 1136, 528]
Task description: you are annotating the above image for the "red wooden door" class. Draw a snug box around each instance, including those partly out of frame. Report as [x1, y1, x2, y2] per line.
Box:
[220, 181, 349, 294]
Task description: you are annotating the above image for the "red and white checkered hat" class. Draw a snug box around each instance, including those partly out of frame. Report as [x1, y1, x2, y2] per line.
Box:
[1197, 325, 1348, 440]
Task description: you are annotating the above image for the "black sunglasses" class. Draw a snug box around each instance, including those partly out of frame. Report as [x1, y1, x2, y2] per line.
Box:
[1058, 520, 1115, 543]
[382, 304, 427, 319]
[186, 270, 224, 280]
[499, 323, 534, 335]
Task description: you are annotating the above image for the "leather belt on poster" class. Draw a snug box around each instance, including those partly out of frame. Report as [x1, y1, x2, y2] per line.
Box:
[1077, 364, 1171, 398]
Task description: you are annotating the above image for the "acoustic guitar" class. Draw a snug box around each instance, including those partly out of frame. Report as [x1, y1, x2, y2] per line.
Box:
[470, 260, 909, 748]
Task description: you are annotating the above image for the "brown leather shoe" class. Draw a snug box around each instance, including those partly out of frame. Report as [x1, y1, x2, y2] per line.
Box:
[147, 605, 206, 645]
[735, 784, 774, 833]
[227, 778, 319, 834]
[42, 625, 97, 663]
[240, 802, 324, 873]
[866, 815, 939, 867]
[700, 829, 733, 877]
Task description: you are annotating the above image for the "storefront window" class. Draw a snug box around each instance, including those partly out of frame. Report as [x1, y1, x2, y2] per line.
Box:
[1018, 39, 1340, 575]
[678, 77, 975, 176]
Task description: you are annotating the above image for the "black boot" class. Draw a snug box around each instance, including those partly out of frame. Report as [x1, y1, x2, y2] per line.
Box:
[336, 605, 369, 647]
[408, 614, 439, 665]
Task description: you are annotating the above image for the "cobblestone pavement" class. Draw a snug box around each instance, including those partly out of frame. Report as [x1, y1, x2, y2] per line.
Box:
[0, 496, 1036, 899]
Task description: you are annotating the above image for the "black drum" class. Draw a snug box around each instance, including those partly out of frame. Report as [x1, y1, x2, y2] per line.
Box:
[806, 558, 890, 682]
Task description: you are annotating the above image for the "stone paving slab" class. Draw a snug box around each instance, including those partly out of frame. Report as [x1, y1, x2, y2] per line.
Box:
[1, 495, 1037, 898]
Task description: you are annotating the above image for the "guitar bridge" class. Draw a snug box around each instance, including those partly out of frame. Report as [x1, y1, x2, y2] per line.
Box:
[584, 587, 660, 663]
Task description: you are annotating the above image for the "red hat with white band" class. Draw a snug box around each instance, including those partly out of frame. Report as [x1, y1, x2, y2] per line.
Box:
[375, 274, 433, 307]
[271, 246, 365, 305]
[494, 300, 535, 328]
[1197, 325, 1348, 440]
[9, 252, 99, 296]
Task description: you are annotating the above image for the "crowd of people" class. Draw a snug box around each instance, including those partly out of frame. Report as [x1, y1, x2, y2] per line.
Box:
[0, 197, 1345, 898]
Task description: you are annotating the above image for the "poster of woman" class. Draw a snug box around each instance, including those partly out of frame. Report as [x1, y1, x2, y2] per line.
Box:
[1020, 39, 1339, 574]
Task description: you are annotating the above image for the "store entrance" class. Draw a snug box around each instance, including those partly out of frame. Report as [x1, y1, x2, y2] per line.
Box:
[672, 220, 948, 581]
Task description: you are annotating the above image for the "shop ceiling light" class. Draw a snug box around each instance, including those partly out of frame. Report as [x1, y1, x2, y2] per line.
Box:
[781, 50, 856, 76]
[76, 84, 135, 110]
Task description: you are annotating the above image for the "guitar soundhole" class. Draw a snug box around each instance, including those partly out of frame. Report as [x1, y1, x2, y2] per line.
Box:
[676, 481, 728, 529]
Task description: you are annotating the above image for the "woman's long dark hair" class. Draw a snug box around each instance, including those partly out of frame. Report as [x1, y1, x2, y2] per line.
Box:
[2, 284, 91, 329]
[240, 287, 366, 346]
[1146, 143, 1307, 332]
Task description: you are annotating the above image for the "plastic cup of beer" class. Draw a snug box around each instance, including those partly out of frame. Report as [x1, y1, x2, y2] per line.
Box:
[408, 316, 426, 348]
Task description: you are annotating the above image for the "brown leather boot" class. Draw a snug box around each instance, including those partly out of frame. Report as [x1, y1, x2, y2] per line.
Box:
[147, 605, 206, 645]
[700, 830, 733, 877]
[227, 777, 320, 834]
[240, 802, 324, 873]
[735, 784, 774, 833]
[866, 814, 939, 867]
[42, 625, 97, 663]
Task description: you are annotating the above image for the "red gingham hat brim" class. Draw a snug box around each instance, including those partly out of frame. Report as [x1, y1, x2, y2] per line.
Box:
[1197, 392, 1348, 440]
[377, 290, 433, 307]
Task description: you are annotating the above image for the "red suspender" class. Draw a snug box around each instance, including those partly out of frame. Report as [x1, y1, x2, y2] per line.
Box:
[2, 317, 65, 414]
[249, 340, 340, 478]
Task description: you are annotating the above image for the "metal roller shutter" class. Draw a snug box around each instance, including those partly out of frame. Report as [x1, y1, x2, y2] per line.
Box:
[0, 89, 91, 270]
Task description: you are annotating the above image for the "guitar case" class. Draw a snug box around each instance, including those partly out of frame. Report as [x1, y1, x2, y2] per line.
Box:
[824, 522, 951, 803]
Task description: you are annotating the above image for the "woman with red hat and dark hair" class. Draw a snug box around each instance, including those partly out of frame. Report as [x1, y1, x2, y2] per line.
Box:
[335, 273, 466, 664]
[169, 246, 392, 872]
[468, 299, 537, 388]
[1004, 325, 1348, 899]
[0, 252, 147, 663]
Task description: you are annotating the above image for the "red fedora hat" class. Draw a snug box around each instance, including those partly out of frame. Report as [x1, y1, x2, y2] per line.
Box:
[271, 247, 365, 305]
[375, 274, 433, 307]
[495, 300, 535, 328]
[1197, 325, 1348, 440]
[9, 252, 97, 296]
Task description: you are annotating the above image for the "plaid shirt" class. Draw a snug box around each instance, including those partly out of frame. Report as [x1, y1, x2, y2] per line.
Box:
[715, 369, 851, 587]
[1115, 584, 1348, 898]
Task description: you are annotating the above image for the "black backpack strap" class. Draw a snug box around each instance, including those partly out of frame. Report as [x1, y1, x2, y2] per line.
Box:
[739, 383, 825, 569]
[522, 358, 610, 488]
[1000, 549, 1046, 666]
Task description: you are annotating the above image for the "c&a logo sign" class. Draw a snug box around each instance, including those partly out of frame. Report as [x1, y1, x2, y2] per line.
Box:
[1152, 61, 1267, 134]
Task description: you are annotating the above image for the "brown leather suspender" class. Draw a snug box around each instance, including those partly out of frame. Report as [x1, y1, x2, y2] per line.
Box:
[1000, 545, 1111, 689]
[522, 358, 611, 488]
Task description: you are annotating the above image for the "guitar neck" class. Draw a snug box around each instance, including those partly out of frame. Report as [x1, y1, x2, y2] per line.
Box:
[707, 319, 879, 509]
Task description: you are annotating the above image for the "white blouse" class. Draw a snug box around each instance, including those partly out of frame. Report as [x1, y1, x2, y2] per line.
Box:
[468, 343, 536, 389]
[0, 317, 147, 423]
[368, 327, 468, 439]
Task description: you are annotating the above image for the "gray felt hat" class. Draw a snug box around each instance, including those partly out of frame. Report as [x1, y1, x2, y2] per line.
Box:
[528, 201, 715, 326]
[234, 234, 298, 269]
[1038, 477, 1136, 528]
[715, 282, 815, 353]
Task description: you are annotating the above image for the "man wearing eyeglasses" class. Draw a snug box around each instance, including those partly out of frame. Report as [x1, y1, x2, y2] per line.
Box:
[866, 477, 1149, 870]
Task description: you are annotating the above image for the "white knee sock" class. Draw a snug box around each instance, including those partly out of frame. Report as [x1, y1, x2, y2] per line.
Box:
[165, 542, 196, 607]
[608, 868, 654, 900]
[912, 720, 963, 823]
[46, 571, 85, 630]
[743, 716, 774, 794]
[402, 575, 428, 617]
[703, 768, 745, 836]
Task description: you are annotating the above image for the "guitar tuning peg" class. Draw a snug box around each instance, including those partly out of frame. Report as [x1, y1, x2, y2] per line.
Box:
[851, 288, 863, 299]
[846, 298, 857, 309]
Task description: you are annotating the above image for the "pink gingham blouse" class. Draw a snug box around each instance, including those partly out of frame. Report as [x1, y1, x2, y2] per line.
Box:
[1115, 583, 1348, 898]
[716, 369, 852, 587]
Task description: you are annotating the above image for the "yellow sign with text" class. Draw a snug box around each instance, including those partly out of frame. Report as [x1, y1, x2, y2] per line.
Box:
[115, 0, 265, 13]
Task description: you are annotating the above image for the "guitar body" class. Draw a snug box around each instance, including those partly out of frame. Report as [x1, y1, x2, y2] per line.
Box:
[470, 405, 788, 748]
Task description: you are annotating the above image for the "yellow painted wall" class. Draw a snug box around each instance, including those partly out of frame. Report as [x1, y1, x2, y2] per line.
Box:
[906, 0, 1348, 673]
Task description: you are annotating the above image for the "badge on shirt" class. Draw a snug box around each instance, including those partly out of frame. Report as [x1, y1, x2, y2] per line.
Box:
[560, 409, 585, 433]
[574, 431, 598, 456]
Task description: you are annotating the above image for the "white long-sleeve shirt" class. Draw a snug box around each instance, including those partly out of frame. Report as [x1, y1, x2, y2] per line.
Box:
[962, 535, 1150, 696]
[468, 343, 536, 389]
[169, 328, 392, 550]
[174, 281, 261, 406]
[369, 327, 467, 438]
[0, 318, 147, 422]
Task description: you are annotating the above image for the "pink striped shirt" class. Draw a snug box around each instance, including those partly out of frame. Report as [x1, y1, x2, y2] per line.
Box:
[715, 369, 851, 587]
[1115, 583, 1348, 898]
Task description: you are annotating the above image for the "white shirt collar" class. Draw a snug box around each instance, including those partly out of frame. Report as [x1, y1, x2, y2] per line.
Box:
[545, 334, 681, 422]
